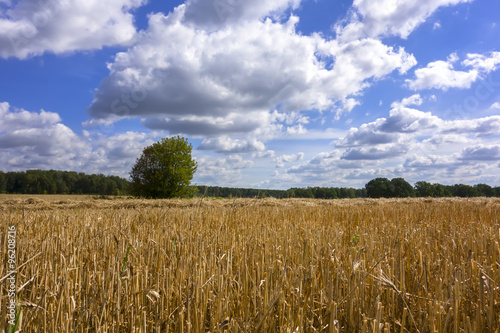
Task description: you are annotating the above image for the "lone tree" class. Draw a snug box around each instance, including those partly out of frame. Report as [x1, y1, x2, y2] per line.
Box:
[366, 177, 415, 198]
[365, 177, 394, 198]
[130, 136, 197, 198]
[390, 178, 415, 197]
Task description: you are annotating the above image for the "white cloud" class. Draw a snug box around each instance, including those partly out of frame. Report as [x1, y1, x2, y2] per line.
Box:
[391, 94, 423, 108]
[403, 154, 457, 169]
[0, 102, 89, 170]
[341, 144, 408, 161]
[86, 4, 416, 154]
[0, 0, 145, 59]
[0, 103, 62, 129]
[335, 98, 361, 120]
[381, 106, 442, 133]
[423, 133, 470, 145]
[490, 102, 500, 110]
[0, 101, 165, 178]
[88, 11, 331, 130]
[448, 52, 460, 63]
[335, 98, 443, 149]
[85, 131, 157, 176]
[142, 112, 272, 137]
[336, 119, 398, 148]
[252, 150, 276, 159]
[286, 124, 307, 135]
[273, 93, 500, 187]
[407, 58, 478, 91]
[459, 145, 500, 161]
[337, 97, 499, 152]
[194, 154, 254, 185]
[183, 0, 301, 30]
[329, 38, 417, 86]
[407, 52, 500, 91]
[335, 0, 472, 41]
[274, 152, 304, 168]
[198, 137, 266, 154]
[462, 52, 500, 73]
[441, 116, 500, 135]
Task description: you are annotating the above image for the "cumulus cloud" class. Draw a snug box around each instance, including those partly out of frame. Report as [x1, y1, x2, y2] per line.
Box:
[337, 97, 498, 152]
[142, 112, 271, 137]
[335, 98, 361, 120]
[459, 145, 500, 161]
[407, 52, 500, 91]
[423, 133, 470, 145]
[273, 149, 373, 188]
[83, 131, 157, 176]
[86, 3, 416, 153]
[341, 144, 408, 160]
[0, 101, 163, 177]
[0, 0, 145, 59]
[252, 150, 276, 159]
[335, 0, 472, 41]
[198, 137, 266, 154]
[194, 154, 254, 185]
[441, 116, 500, 135]
[0, 102, 62, 129]
[391, 94, 423, 108]
[328, 38, 417, 91]
[273, 94, 500, 188]
[286, 124, 307, 135]
[0, 102, 89, 169]
[462, 52, 500, 73]
[336, 120, 397, 148]
[334, 98, 443, 149]
[403, 154, 457, 169]
[274, 152, 304, 168]
[379, 107, 442, 133]
[407, 58, 478, 91]
[182, 0, 301, 30]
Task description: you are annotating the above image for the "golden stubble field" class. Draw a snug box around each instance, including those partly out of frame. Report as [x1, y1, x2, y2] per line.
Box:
[1, 195, 499, 332]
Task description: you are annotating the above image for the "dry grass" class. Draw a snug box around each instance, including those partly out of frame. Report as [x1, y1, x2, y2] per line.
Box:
[1, 196, 499, 332]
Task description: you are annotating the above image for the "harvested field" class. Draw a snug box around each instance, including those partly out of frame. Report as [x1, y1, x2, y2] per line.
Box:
[1, 196, 499, 332]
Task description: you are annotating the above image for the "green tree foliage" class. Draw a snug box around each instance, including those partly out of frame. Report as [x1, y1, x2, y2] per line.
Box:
[414, 181, 433, 197]
[414, 181, 452, 197]
[196, 186, 286, 198]
[365, 178, 394, 198]
[474, 183, 494, 197]
[449, 184, 479, 197]
[291, 188, 315, 198]
[130, 136, 198, 198]
[195, 181, 499, 199]
[390, 177, 415, 197]
[1, 168, 498, 199]
[0, 171, 6, 193]
[0, 170, 129, 195]
[433, 184, 451, 197]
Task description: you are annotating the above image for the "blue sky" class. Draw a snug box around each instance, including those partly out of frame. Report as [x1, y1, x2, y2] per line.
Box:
[1, 0, 499, 189]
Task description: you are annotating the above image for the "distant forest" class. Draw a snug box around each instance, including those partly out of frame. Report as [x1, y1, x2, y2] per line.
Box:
[1, 170, 499, 198]
[0, 170, 129, 195]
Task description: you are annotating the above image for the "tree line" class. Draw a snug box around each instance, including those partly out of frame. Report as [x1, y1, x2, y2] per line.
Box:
[1, 170, 499, 198]
[197, 179, 500, 199]
[365, 177, 500, 198]
[0, 170, 129, 195]
[194, 186, 365, 199]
